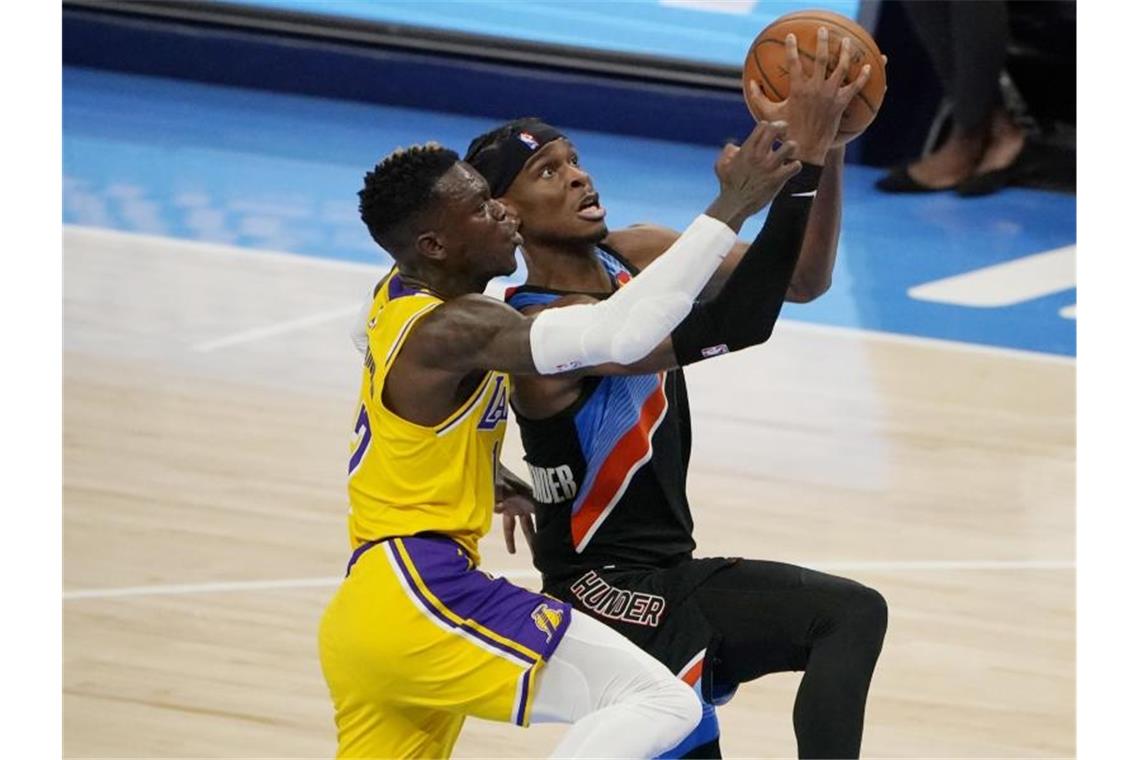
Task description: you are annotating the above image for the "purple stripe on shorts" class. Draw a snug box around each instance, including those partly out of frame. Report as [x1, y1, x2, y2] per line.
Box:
[388, 538, 540, 665]
[396, 535, 572, 663]
[345, 539, 381, 576]
[515, 668, 534, 725]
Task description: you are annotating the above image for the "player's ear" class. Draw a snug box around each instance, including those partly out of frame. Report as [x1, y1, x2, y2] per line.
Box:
[415, 230, 446, 262]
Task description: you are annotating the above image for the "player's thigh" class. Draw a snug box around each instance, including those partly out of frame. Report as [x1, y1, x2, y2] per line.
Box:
[320, 537, 568, 727]
[332, 698, 465, 759]
[530, 610, 684, 724]
[693, 559, 870, 680]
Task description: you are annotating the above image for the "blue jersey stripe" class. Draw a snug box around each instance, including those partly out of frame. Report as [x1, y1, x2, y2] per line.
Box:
[571, 373, 661, 515]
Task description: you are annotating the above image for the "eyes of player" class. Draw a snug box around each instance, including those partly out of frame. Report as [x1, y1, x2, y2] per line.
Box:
[537, 152, 580, 179]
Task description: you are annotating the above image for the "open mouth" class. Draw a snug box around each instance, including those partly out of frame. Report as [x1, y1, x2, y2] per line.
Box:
[576, 193, 606, 222]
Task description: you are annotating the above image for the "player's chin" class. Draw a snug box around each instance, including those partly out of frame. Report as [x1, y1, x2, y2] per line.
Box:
[499, 257, 519, 277]
[575, 219, 608, 244]
[494, 248, 520, 277]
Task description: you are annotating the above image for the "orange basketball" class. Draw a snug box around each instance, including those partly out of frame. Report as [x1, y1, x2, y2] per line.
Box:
[742, 9, 887, 141]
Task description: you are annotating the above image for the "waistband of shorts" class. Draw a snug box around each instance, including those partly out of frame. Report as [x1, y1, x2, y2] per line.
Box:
[345, 533, 472, 576]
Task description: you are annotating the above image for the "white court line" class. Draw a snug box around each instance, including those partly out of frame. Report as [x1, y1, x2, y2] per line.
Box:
[62, 569, 536, 601]
[66, 225, 1075, 365]
[191, 305, 360, 352]
[62, 560, 1074, 601]
[806, 559, 1074, 572]
[65, 224, 386, 275]
[908, 245, 1076, 307]
[774, 319, 1075, 366]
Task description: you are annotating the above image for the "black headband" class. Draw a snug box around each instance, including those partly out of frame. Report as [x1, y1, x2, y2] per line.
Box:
[466, 122, 565, 198]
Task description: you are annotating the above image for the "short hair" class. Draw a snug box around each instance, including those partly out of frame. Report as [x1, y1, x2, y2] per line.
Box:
[464, 117, 548, 165]
[358, 142, 460, 253]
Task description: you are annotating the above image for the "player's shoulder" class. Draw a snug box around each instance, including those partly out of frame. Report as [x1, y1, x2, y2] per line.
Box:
[603, 223, 682, 269]
[417, 293, 511, 329]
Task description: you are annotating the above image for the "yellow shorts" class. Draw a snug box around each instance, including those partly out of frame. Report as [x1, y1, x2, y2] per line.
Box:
[318, 535, 572, 758]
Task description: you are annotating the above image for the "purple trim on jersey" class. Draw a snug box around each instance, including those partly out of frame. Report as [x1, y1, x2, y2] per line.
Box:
[394, 535, 572, 663]
[570, 373, 662, 517]
[387, 273, 420, 301]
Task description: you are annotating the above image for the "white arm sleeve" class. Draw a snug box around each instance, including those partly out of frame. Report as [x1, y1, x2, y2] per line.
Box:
[529, 213, 735, 374]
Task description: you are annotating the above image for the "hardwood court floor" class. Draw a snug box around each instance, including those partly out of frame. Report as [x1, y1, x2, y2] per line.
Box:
[63, 226, 1074, 758]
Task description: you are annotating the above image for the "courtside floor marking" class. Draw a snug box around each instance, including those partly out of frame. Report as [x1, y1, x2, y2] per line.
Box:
[908, 246, 1075, 308]
[63, 560, 1075, 601]
[65, 225, 1077, 364]
[192, 305, 360, 352]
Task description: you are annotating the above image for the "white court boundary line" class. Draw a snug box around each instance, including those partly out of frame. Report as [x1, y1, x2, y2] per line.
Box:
[65, 225, 1075, 366]
[63, 560, 1074, 601]
[191, 305, 360, 352]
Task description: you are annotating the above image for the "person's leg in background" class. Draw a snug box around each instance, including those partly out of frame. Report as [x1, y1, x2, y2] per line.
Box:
[879, 1, 1020, 192]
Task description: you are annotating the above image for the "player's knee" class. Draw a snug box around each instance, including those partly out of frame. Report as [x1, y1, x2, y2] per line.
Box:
[632, 667, 701, 736]
[658, 678, 702, 738]
[845, 583, 888, 645]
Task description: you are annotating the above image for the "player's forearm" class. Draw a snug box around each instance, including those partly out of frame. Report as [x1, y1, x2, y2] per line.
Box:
[670, 163, 821, 365]
[528, 214, 734, 373]
[497, 464, 535, 502]
[786, 145, 844, 303]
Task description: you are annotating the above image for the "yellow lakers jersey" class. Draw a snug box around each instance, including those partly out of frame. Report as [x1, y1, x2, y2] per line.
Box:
[347, 267, 509, 564]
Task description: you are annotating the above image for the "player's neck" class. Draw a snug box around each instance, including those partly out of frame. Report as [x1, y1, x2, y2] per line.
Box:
[399, 267, 487, 301]
[522, 241, 611, 294]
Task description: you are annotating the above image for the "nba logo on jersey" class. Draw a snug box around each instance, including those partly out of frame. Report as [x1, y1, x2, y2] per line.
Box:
[478, 375, 509, 430]
[517, 131, 540, 150]
[531, 602, 564, 643]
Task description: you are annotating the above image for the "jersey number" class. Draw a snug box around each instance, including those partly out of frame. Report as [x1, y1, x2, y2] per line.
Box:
[348, 404, 372, 476]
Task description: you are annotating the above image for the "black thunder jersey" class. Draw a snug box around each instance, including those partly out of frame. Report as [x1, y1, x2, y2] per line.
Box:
[505, 245, 697, 582]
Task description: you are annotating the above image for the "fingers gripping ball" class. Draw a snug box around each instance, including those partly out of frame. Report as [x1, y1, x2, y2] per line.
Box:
[743, 9, 887, 139]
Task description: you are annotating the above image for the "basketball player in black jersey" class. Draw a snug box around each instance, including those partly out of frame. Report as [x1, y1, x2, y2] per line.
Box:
[468, 32, 888, 759]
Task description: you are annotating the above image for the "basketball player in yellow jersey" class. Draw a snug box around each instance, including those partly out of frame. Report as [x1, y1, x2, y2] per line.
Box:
[319, 126, 802, 758]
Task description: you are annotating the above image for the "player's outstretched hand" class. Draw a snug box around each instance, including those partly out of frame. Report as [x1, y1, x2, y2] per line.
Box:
[747, 28, 875, 161]
[705, 120, 801, 231]
[495, 494, 536, 556]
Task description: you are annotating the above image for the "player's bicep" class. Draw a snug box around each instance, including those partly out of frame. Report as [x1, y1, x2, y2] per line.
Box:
[410, 296, 538, 375]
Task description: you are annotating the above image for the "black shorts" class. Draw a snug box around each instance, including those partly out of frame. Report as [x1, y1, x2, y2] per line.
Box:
[543, 557, 738, 702]
[545, 556, 883, 706]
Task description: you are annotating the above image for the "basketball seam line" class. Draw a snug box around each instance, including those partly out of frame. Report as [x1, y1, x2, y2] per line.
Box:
[752, 40, 878, 114]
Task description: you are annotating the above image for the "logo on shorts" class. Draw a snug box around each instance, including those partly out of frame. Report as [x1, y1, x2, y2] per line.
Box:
[531, 602, 564, 643]
[517, 131, 540, 150]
